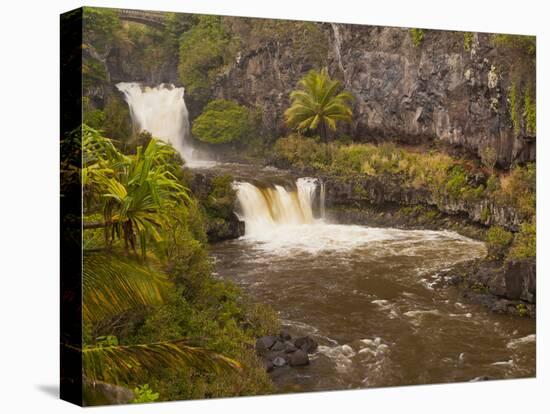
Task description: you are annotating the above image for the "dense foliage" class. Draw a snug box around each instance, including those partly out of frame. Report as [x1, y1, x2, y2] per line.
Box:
[178, 16, 237, 100]
[192, 100, 259, 145]
[81, 126, 278, 404]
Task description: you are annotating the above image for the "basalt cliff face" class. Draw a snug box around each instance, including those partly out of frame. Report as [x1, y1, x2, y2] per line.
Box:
[92, 20, 535, 169]
[211, 25, 535, 168]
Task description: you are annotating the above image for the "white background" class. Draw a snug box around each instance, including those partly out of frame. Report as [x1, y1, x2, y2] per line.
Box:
[0, 0, 547, 412]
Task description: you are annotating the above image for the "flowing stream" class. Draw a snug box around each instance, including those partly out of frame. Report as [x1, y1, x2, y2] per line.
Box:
[116, 82, 535, 391]
[210, 173, 536, 391]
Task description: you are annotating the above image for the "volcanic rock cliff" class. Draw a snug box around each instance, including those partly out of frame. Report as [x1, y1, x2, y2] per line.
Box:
[211, 25, 535, 168]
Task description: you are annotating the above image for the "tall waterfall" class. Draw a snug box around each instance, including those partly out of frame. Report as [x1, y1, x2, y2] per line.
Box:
[116, 82, 210, 166]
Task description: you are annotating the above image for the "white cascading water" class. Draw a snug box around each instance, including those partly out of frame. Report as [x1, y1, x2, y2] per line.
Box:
[319, 180, 326, 219]
[234, 178, 478, 255]
[116, 82, 212, 167]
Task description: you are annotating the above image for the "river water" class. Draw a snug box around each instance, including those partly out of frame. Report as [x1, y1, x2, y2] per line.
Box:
[209, 171, 536, 392]
[115, 84, 535, 391]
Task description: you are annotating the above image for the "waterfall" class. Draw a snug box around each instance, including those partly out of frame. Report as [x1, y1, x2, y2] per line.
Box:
[234, 178, 319, 236]
[116, 82, 211, 167]
[319, 180, 326, 219]
[330, 23, 346, 80]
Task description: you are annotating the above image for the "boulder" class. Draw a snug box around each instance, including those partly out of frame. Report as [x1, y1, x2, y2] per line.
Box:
[270, 340, 286, 352]
[255, 336, 278, 353]
[289, 350, 310, 367]
[294, 336, 318, 353]
[469, 376, 492, 382]
[280, 329, 292, 341]
[272, 356, 287, 367]
[263, 359, 274, 373]
[504, 258, 536, 303]
[284, 341, 298, 353]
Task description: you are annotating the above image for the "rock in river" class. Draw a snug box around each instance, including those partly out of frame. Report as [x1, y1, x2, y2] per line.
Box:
[289, 350, 310, 367]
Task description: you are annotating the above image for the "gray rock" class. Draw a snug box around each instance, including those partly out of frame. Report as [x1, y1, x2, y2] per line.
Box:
[294, 336, 318, 353]
[284, 341, 298, 353]
[255, 336, 278, 353]
[504, 258, 536, 303]
[469, 376, 492, 382]
[270, 340, 286, 352]
[289, 350, 310, 367]
[210, 27, 535, 169]
[272, 356, 287, 367]
[280, 329, 292, 341]
[263, 359, 274, 373]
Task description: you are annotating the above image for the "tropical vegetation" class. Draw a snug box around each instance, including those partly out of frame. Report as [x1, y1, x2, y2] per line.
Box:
[80, 126, 278, 404]
[284, 68, 354, 141]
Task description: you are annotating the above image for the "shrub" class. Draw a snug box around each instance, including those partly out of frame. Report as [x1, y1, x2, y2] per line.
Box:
[445, 166, 469, 199]
[192, 100, 259, 145]
[410, 28, 425, 47]
[486, 226, 513, 259]
[463, 32, 474, 51]
[508, 219, 536, 259]
[480, 146, 497, 172]
[132, 384, 159, 403]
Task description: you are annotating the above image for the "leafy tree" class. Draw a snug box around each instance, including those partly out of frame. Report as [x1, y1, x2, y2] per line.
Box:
[487, 226, 513, 259]
[284, 68, 354, 142]
[192, 100, 258, 145]
[82, 7, 120, 55]
[82, 126, 190, 257]
[178, 16, 236, 99]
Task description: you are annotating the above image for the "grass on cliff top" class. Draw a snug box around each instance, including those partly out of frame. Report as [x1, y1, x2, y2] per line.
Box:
[274, 134, 535, 222]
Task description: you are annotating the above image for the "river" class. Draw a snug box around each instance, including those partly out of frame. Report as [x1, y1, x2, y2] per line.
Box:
[208, 166, 535, 392]
[118, 83, 535, 392]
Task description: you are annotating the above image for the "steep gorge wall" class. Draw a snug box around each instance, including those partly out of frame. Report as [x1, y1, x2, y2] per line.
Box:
[211, 24, 535, 168]
[91, 19, 535, 169]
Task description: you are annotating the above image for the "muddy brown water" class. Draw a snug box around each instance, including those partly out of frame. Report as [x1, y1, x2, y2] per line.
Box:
[201, 164, 536, 392]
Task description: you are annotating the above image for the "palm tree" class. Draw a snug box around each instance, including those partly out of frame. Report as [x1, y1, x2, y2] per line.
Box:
[78, 128, 241, 398]
[83, 340, 240, 384]
[81, 253, 240, 392]
[284, 68, 354, 142]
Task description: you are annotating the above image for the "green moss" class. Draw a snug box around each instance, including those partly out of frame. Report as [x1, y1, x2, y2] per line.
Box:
[524, 89, 536, 135]
[471, 282, 489, 294]
[486, 226, 513, 259]
[492, 34, 536, 56]
[509, 80, 521, 135]
[463, 32, 474, 51]
[516, 303, 528, 317]
[410, 28, 425, 47]
[83, 95, 132, 142]
[508, 219, 536, 259]
[480, 206, 491, 222]
[192, 100, 259, 145]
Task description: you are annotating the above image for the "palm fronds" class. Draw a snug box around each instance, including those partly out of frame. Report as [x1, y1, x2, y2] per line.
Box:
[83, 253, 169, 324]
[284, 68, 354, 140]
[82, 126, 191, 257]
[83, 340, 241, 384]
